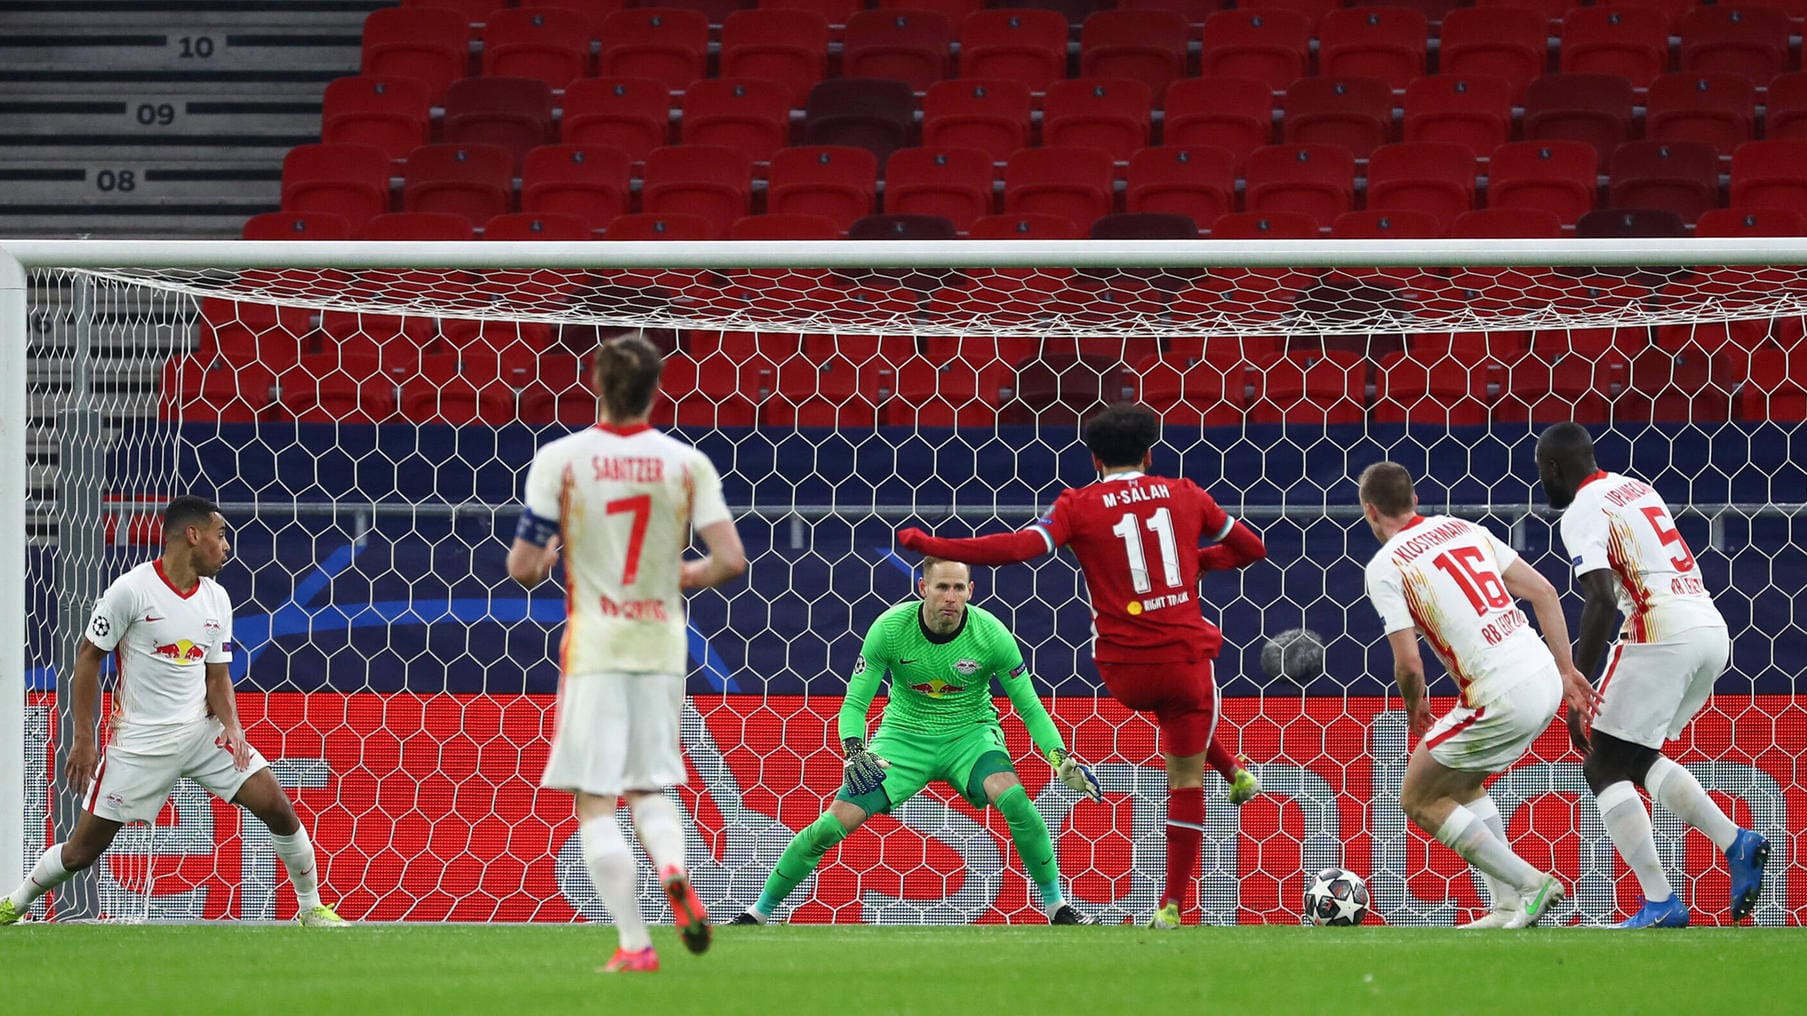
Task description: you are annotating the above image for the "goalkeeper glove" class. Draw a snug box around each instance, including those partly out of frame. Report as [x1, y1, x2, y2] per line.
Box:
[842, 737, 890, 796]
[1049, 747, 1102, 802]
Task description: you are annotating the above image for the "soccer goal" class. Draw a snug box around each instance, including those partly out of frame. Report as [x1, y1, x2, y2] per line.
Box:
[3, 237, 1803, 926]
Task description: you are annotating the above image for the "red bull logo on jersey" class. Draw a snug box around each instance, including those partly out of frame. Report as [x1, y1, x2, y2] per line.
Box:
[909, 677, 966, 698]
[152, 639, 207, 663]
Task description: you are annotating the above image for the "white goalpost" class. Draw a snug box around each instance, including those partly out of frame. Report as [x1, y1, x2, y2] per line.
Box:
[4, 237, 1803, 926]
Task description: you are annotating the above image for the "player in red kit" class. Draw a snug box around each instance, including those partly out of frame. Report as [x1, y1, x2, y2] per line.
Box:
[898, 403, 1268, 928]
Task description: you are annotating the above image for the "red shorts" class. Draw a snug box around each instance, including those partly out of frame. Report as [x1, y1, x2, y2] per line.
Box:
[1095, 657, 1220, 758]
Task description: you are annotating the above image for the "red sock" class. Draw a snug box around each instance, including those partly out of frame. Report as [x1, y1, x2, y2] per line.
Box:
[1206, 737, 1239, 782]
[1164, 786, 1205, 911]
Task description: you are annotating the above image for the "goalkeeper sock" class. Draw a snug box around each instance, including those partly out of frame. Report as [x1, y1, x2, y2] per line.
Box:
[996, 785, 1062, 910]
[271, 827, 322, 910]
[1206, 738, 1240, 783]
[1464, 795, 1515, 911]
[1646, 757, 1739, 851]
[1597, 780, 1675, 903]
[629, 794, 688, 874]
[8, 844, 72, 909]
[1163, 786, 1205, 910]
[756, 811, 848, 917]
[1435, 804, 1543, 896]
[582, 813, 651, 951]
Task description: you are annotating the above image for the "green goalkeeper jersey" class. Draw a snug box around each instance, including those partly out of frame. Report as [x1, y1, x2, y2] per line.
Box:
[838, 601, 1065, 759]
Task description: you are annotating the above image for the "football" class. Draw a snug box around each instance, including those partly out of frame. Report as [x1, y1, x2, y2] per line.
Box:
[1261, 627, 1326, 682]
[1304, 867, 1371, 926]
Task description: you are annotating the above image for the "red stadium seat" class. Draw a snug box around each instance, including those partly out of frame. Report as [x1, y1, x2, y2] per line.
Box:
[1245, 352, 1367, 425]
[766, 357, 891, 427]
[1198, 10, 1312, 89]
[678, 77, 794, 163]
[1730, 141, 1807, 213]
[1331, 208, 1443, 238]
[281, 143, 392, 231]
[1449, 207, 1564, 237]
[661, 0, 757, 23]
[1523, 73, 1635, 162]
[1615, 344, 1732, 424]
[921, 79, 1032, 161]
[1125, 146, 1236, 226]
[721, 9, 830, 107]
[1737, 344, 1807, 422]
[847, 213, 959, 239]
[521, 144, 633, 231]
[1574, 207, 1687, 238]
[728, 213, 845, 238]
[887, 354, 1011, 427]
[1644, 73, 1756, 155]
[278, 358, 401, 424]
[560, 78, 672, 160]
[481, 7, 590, 88]
[767, 145, 880, 230]
[884, 146, 996, 231]
[398, 366, 519, 424]
[1439, 7, 1548, 102]
[1240, 0, 1339, 26]
[1402, 75, 1513, 158]
[1207, 210, 1319, 237]
[1763, 73, 1807, 141]
[1559, 7, 1669, 90]
[1319, 7, 1427, 89]
[443, 77, 556, 165]
[242, 211, 352, 240]
[1371, 352, 1491, 426]
[160, 355, 279, 423]
[401, 143, 515, 224]
[519, 0, 630, 39]
[968, 212, 1083, 237]
[1091, 210, 1199, 237]
[641, 145, 754, 238]
[1000, 354, 1127, 425]
[1042, 78, 1154, 161]
[359, 7, 469, 103]
[1280, 76, 1395, 158]
[1485, 141, 1599, 226]
[483, 210, 593, 238]
[1003, 147, 1117, 228]
[958, 9, 1069, 91]
[360, 210, 474, 240]
[598, 8, 710, 91]
[842, 9, 952, 91]
[1475, 0, 1566, 19]
[760, 0, 861, 27]
[1695, 207, 1807, 237]
[321, 76, 432, 163]
[1133, 355, 1244, 426]
[1244, 143, 1356, 229]
[1599, 0, 1692, 26]
[1115, 0, 1225, 24]
[1365, 142, 1476, 233]
[1678, 6, 1792, 84]
[803, 79, 917, 162]
[1607, 141, 1721, 225]
[1080, 10, 1189, 98]
[1161, 78, 1274, 168]
[196, 297, 312, 370]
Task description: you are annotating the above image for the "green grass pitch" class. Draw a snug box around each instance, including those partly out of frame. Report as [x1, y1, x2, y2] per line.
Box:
[8, 923, 1805, 1015]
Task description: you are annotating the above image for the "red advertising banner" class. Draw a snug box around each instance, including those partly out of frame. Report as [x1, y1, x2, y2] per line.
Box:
[25, 693, 1805, 925]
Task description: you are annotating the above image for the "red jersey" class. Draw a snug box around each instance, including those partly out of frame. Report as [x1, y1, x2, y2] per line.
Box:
[1031, 471, 1233, 664]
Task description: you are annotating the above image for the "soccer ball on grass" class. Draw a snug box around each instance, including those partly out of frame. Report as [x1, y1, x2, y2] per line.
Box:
[1304, 867, 1370, 926]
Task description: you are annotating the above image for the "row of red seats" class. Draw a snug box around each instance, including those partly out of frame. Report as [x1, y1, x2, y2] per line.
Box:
[158, 342, 1807, 426]
[280, 137, 1807, 234]
[364, 4, 1804, 101]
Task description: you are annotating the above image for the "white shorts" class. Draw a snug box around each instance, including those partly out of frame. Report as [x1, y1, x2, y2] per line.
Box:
[84, 717, 270, 823]
[540, 671, 687, 797]
[1591, 626, 1730, 749]
[1425, 671, 1563, 773]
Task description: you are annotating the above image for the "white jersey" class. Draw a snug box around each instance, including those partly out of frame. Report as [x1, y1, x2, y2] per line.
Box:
[83, 560, 235, 749]
[1557, 471, 1724, 643]
[522, 422, 732, 675]
[1365, 515, 1554, 709]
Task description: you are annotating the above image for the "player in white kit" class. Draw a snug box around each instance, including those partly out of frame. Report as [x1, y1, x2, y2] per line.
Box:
[1535, 423, 1770, 928]
[1359, 463, 1599, 928]
[507, 332, 747, 973]
[0, 497, 343, 926]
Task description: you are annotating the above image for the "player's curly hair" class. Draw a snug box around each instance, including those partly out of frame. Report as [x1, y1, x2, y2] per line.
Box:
[1082, 402, 1161, 469]
[592, 331, 665, 422]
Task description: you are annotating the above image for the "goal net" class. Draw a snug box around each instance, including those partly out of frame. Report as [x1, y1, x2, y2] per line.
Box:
[6, 238, 1803, 926]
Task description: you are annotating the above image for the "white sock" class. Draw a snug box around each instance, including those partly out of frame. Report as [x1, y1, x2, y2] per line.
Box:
[1646, 757, 1740, 852]
[8, 844, 73, 910]
[1465, 795, 1517, 911]
[630, 794, 688, 876]
[582, 814, 650, 951]
[1597, 780, 1674, 902]
[271, 828, 322, 910]
[1435, 804, 1543, 896]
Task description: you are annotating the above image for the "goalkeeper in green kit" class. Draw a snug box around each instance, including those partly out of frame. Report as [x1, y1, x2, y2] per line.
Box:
[726, 557, 1102, 926]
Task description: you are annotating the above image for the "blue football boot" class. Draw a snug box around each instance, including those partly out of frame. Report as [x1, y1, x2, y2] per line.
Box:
[1610, 894, 1691, 929]
[1726, 828, 1771, 923]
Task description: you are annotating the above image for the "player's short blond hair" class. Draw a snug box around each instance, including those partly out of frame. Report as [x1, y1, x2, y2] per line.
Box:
[1359, 461, 1417, 518]
[919, 557, 972, 584]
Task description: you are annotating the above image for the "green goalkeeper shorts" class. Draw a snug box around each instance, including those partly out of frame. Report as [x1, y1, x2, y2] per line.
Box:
[837, 723, 1018, 816]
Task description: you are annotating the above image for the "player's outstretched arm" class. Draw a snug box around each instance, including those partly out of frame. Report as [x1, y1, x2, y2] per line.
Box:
[1196, 519, 1267, 572]
[1502, 558, 1601, 722]
[896, 527, 1049, 566]
[1385, 629, 1434, 736]
[682, 518, 749, 590]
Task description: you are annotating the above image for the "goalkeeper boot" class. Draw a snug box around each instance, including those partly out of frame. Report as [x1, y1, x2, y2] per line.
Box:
[1226, 761, 1261, 807]
[1050, 903, 1094, 926]
[296, 903, 348, 927]
[1609, 895, 1691, 929]
[601, 946, 659, 974]
[0, 899, 19, 926]
[1726, 828, 1770, 923]
[725, 909, 766, 926]
[660, 865, 711, 955]
[1146, 902, 1181, 930]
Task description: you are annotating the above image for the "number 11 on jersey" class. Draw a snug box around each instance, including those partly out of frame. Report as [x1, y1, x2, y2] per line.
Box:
[1112, 507, 1181, 595]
